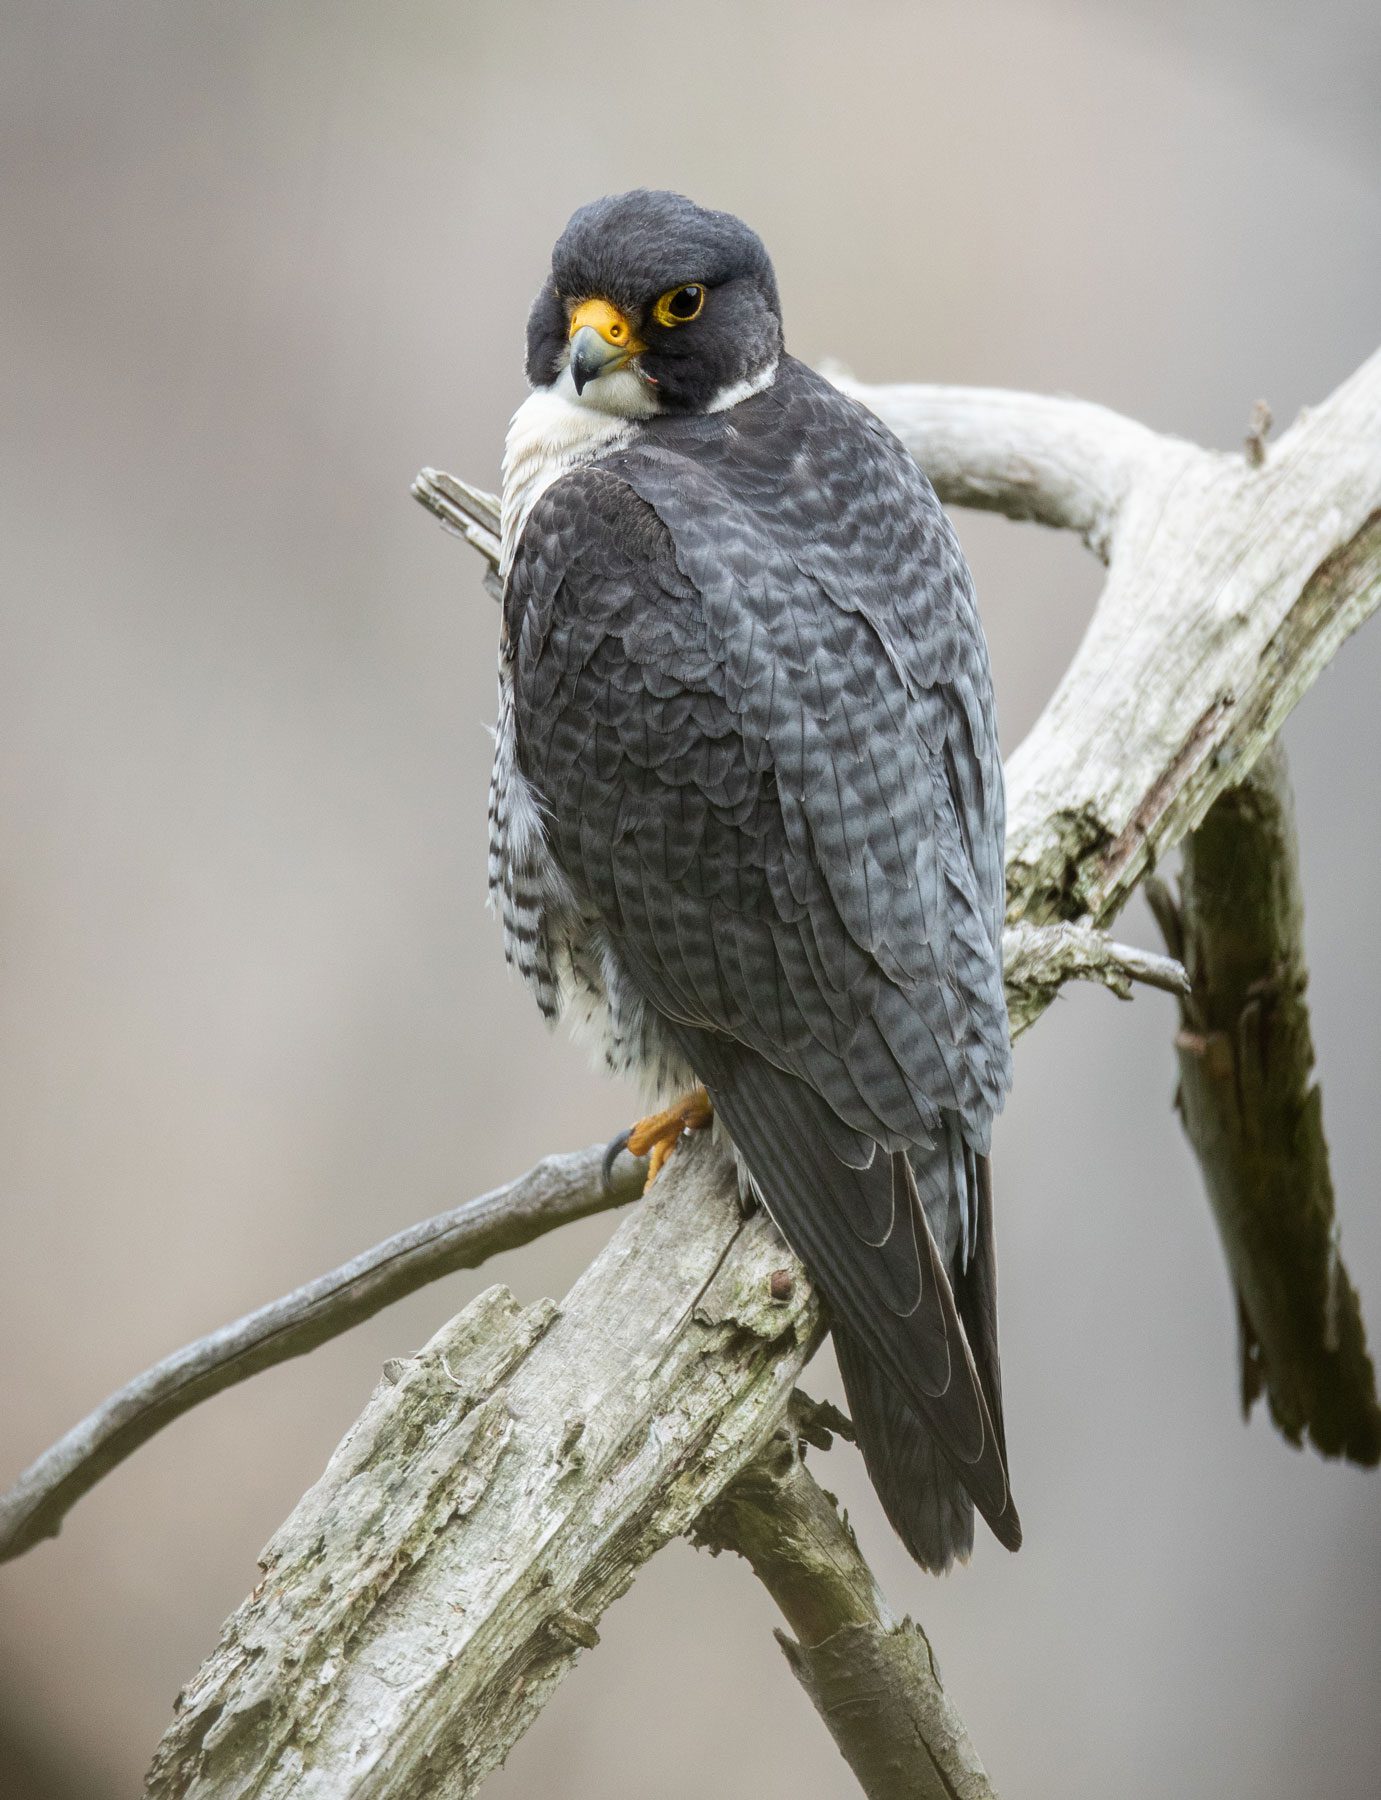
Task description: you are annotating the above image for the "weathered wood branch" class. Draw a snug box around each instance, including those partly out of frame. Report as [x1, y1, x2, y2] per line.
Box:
[697, 1406, 999, 1800]
[0, 1145, 644, 1565]
[140, 350, 1378, 1795]
[1147, 744, 1381, 1464]
[0, 917, 1173, 1568]
[824, 366, 1164, 558]
[996, 352, 1381, 930]
[147, 1137, 824, 1797]
[412, 469, 502, 593]
[419, 352, 1381, 952]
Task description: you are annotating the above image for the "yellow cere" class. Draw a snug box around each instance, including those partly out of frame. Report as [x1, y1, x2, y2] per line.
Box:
[568, 297, 642, 351]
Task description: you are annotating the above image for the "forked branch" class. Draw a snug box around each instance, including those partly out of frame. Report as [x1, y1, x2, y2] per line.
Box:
[35, 346, 1372, 1796]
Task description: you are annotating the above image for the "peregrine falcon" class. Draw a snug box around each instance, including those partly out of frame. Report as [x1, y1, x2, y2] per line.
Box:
[489, 190, 1019, 1571]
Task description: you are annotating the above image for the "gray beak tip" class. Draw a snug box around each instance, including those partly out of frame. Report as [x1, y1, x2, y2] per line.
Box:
[569, 324, 626, 397]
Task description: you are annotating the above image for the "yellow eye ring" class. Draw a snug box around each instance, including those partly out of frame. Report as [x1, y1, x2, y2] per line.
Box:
[652, 283, 706, 327]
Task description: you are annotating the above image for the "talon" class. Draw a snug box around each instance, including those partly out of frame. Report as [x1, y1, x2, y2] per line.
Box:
[602, 1128, 633, 1193]
[622, 1087, 714, 1190]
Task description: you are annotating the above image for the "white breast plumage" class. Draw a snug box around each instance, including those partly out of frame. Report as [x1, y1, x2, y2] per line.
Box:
[499, 365, 653, 577]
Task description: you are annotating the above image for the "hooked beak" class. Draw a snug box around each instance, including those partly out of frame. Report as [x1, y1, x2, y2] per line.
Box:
[567, 297, 644, 395]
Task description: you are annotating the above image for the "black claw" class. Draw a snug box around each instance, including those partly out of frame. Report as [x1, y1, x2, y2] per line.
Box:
[602, 1128, 634, 1194]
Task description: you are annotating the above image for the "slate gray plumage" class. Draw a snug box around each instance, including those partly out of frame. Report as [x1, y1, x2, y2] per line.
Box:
[490, 191, 1019, 1569]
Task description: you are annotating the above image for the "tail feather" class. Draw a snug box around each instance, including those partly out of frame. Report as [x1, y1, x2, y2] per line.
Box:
[955, 1147, 1010, 1465]
[834, 1323, 976, 1572]
[836, 1150, 1016, 1572]
[671, 1024, 1020, 1566]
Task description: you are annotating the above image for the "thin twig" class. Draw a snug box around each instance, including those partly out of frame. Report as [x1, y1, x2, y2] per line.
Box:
[412, 467, 501, 591]
[0, 1144, 645, 1562]
[1003, 918, 1187, 1037]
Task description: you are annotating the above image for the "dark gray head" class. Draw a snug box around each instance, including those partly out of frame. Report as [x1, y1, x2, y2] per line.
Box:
[525, 190, 783, 416]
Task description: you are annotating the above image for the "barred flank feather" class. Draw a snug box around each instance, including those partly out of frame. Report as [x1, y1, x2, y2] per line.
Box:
[489, 666, 561, 1019]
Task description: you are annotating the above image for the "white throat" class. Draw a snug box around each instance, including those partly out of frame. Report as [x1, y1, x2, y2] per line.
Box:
[500, 365, 653, 577]
[499, 355, 781, 576]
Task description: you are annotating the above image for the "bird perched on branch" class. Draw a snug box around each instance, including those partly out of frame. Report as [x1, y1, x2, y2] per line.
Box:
[489, 190, 1019, 1571]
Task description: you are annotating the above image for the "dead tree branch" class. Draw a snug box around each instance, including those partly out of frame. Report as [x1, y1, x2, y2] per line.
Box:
[135, 347, 1381, 1795]
[0, 917, 1171, 1567]
[993, 356, 1380, 931]
[1002, 918, 1187, 1035]
[822, 365, 1164, 557]
[147, 1138, 825, 1798]
[0, 1146, 645, 1565]
[697, 1405, 999, 1800]
[1147, 743, 1381, 1463]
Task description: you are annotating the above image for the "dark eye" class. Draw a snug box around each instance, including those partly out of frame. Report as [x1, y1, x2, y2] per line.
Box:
[653, 283, 705, 327]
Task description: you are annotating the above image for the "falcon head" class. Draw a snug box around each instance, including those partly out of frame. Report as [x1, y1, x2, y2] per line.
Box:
[525, 190, 783, 418]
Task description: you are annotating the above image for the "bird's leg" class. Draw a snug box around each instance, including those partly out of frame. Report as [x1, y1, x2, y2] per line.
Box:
[616, 1087, 714, 1190]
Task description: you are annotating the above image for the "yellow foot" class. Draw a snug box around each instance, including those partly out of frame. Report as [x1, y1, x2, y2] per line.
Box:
[624, 1088, 714, 1187]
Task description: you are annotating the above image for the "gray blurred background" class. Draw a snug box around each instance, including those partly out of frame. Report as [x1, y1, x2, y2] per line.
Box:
[2, 2, 1378, 1795]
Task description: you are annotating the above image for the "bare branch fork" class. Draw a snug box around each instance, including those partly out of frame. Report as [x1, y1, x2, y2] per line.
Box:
[7, 350, 1378, 1797]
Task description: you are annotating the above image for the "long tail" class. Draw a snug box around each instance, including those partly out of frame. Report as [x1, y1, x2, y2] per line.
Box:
[834, 1326, 977, 1570]
[835, 1157, 1013, 1572]
[675, 1027, 1020, 1569]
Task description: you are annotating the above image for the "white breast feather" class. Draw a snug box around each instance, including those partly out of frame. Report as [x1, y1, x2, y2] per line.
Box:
[500, 365, 653, 576]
